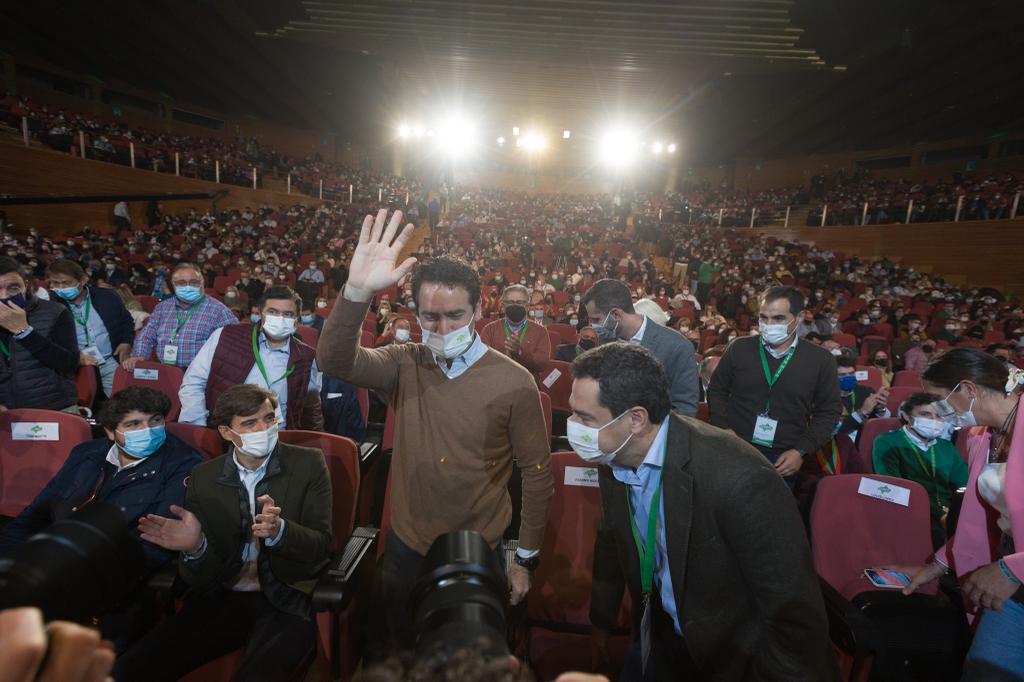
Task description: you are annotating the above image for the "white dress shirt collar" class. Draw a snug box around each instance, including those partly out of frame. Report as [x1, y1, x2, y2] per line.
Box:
[629, 314, 649, 345]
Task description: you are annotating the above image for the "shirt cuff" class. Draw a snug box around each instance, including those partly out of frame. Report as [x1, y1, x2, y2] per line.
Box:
[13, 326, 33, 340]
[516, 547, 539, 558]
[183, 535, 208, 561]
[266, 519, 286, 546]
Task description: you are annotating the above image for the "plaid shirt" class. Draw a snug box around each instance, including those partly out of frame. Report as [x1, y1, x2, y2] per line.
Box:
[131, 295, 237, 368]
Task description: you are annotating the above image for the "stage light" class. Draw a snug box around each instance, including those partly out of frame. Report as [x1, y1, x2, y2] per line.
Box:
[563, 129, 571, 139]
[435, 116, 476, 158]
[667, 143, 677, 154]
[652, 142, 664, 154]
[515, 137, 523, 147]
[398, 124, 411, 139]
[512, 126, 520, 136]
[598, 128, 639, 168]
[522, 132, 545, 152]
[413, 125, 425, 138]
[496, 136, 506, 146]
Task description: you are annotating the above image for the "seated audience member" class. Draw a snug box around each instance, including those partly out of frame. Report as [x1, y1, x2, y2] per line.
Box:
[300, 303, 324, 334]
[870, 348, 894, 387]
[178, 286, 323, 430]
[554, 325, 599, 362]
[872, 391, 968, 548]
[375, 315, 413, 347]
[905, 338, 937, 372]
[114, 384, 332, 682]
[932, 319, 961, 345]
[480, 284, 551, 373]
[0, 386, 201, 567]
[835, 355, 891, 438]
[320, 375, 367, 443]
[124, 262, 237, 370]
[47, 259, 135, 397]
[0, 256, 79, 411]
[117, 283, 150, 331]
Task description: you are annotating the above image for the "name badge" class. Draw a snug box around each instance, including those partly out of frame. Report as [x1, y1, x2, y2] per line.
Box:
[82, 345, 106, 364]
[162, 345, 179, 364]
[134, 368, 160, 381]
[12, 422, 61, 441]
[752, 414, 779, 447]
[855, 370, 870, 381]
[564, 465, 600, 488]
[857, 477, 911, 507]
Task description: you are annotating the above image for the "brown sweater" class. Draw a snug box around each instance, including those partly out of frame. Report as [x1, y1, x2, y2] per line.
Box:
[318, 298, 553, 555]
[479, 318, 551, 374]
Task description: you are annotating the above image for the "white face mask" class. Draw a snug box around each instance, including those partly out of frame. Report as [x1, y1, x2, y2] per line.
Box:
[420, 318, 475, 360]
[566, 410, 633, 465]
[231, 423, 279, 458]
[262, 314, 296, 340]
[394, 328, 411, 343]
[760, 318, 794, 346]
[932, 383, 977, 428]
[911, 416, 946, 441]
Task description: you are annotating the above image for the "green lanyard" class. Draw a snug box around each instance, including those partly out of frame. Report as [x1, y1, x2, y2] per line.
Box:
[251, 324, 295, 387]
[758, 342, 795, 415]
[70, 296, 92, 345]
[901, 428, 937, 479]
[626, 469, 664, 596]
[502, 319, 528, 345]
[0, 337, 9, 360]
[171, 296, 205, 341]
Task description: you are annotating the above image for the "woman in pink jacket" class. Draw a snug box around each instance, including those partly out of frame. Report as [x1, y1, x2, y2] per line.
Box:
[898, 348, 1024, 678]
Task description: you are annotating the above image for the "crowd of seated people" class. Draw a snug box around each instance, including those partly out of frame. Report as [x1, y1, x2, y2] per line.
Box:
[2, 182, 1024, 679]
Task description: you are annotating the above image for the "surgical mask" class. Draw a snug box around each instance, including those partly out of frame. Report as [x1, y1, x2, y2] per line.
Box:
[53, 286, 81, 301]
[504, 304, 527, 324]
[911, 417, 945, 441]
[567, 411, 632, 465]
[830, 347, 843, 356]
[592, 310, 620, 341]
[945, 324, 957, 331]
[250, 313, 261, 324]
[118, 425, 166, 458]
[262, 314, 296, 339]
[421, 319, 474, 360]
[760, 319, 794, 345]
[231, 423, 279, 458]
[317, 301, 327, 309]
[933, 383, 977, 428]
[301, 314, 314, 324]
[394, 328, 411, 343]
[175, 286, 202, 303]
[838, 375, 858, 392]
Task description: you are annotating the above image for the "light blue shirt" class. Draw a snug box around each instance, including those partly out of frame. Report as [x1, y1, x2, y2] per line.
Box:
[69, 292, 113, 359]
[179, 327, 323, 427]
[431, 330, 488, 380]
[611, 419, 682, 635]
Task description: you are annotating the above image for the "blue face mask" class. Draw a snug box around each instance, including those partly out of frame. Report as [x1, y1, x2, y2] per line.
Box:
[54, 286, 81, 301]
[301, 314, 314, 324]
[118, 425, 166, 458]
[838, 375, 858, 392]
[250, 313, 261, 324]
[175, 286, 202, 304]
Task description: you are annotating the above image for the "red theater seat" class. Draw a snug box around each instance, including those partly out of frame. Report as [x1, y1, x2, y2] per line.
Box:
[112, 361, 184, 421]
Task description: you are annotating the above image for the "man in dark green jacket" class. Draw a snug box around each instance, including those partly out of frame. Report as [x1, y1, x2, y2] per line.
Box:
[114, 384, 332, 682]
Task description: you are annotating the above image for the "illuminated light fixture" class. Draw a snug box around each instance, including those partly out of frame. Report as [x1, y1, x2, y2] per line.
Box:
[522, 132, 545, 152]
[515, 137, 523, 147]
[496, 136, 506, 146]
[652, 142, 664, 154]
[563, 129, 571, 139]
[412, 125, 425, 138]
[598, 128, 639, 167]
[398, 124, 411, 139]
[512, 126, 520, 136]
[435, 116, 476, 158]
[425, 129, 434, 137]
[667, 143, 677, 154]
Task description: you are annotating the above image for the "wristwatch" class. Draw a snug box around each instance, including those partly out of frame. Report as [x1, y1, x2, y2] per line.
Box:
[514, 554, 540, 571]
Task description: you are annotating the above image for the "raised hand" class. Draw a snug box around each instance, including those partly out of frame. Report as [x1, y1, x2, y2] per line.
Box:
[344, 209, 418, 302]
[138, 505, 203, 553]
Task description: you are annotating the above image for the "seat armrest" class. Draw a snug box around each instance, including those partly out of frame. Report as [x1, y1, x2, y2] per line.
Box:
[312, 527, 379, 613]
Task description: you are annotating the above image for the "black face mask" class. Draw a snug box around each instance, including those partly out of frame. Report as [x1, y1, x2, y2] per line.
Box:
[504, 304, 527, 324]
[578, 338, 597, 351]
[2, 293, 27, 309]
[874, 358, 888, 367]
[922, 346, 935, 355]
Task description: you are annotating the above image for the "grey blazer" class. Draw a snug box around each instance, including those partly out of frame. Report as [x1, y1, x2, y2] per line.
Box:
[591, 415, 839, 682]
[640, 317, 700, 417]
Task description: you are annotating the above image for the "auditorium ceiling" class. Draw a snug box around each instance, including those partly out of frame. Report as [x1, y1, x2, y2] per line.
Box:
[1, 0, 1021, 163]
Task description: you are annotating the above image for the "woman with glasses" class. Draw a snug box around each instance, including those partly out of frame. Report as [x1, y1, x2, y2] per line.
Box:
[894, 348, 1024, 679]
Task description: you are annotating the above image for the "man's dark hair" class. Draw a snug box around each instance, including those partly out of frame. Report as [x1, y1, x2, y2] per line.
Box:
[46, 259, 86, 281]
[582, 279, 635, 315]
[259, 285, 301, 312]
[835, 355, 857, 369]
[898, 391, 941, 421]
[761, 286, 805, 315]
[410, 257, 480, 309]
[571, 342, 671, 423]
[0, 255, 22, 277]
[805, 331, 823, 344]
[210, 384, 279, 429]
[97, 386, 171, 431]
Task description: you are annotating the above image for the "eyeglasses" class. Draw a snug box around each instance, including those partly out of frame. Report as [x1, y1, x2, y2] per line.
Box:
[172, 280, 203, 288]
[931, 382, 962, 419]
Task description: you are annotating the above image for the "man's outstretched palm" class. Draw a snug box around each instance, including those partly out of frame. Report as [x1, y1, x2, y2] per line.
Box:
[138, 504, 203, 553]
[346, 209, 418, 301]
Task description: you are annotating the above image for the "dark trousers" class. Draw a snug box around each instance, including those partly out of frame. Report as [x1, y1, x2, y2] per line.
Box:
[753, 443, 796, 490]
[366, 531, 506, 663]
[620, 591, 698, 682]
[112, 590, 316, 682]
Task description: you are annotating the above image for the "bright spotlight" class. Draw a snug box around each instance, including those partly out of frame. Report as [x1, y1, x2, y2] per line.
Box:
[496, 136, 506, 146]
[563, 129, 571, 139]
[515, 137, 523, 147]
[652, 142, 664, 154]
[398, 124, 411, 139]
[512, 126, 520, 137]
[435, 116, 476, 159]
[598, 128, 639, 168]
[667, 143, 677, 154]
[412, 125, 425, 138]
[522, 132, 545, 152]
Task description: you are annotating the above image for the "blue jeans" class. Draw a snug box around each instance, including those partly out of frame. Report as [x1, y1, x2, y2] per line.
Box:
[963, 598, 1024, 680]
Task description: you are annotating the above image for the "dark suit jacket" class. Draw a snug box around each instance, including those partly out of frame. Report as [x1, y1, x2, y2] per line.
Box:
[55, 286, 135, 351]
[179, 442, 332, 616]
[591, 415, 838, 681]
[639, 318, 699, 417]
